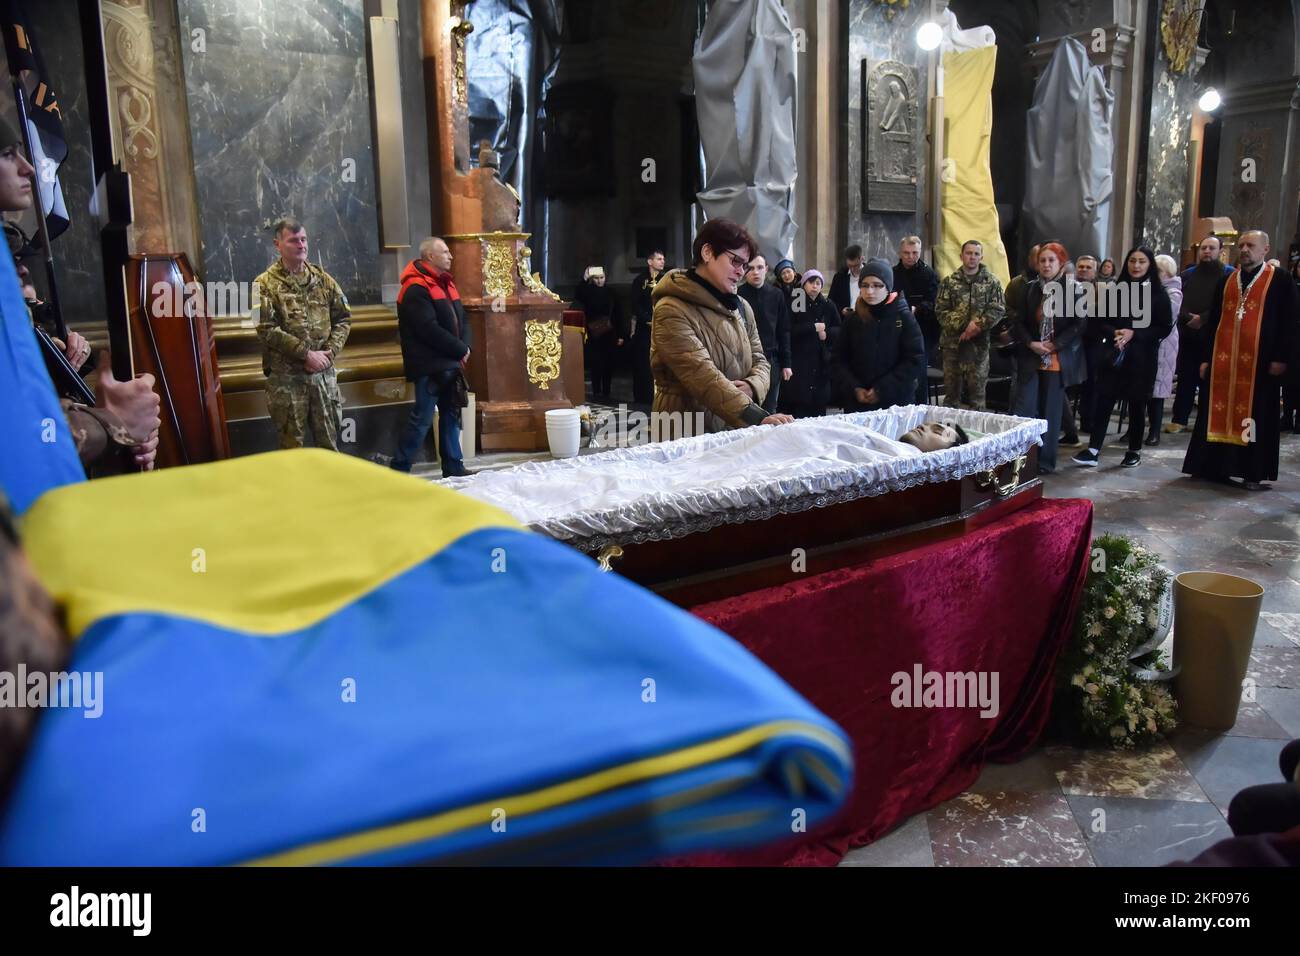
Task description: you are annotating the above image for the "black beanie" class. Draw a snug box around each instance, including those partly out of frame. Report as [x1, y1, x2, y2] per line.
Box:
[861, 257, 894, 292]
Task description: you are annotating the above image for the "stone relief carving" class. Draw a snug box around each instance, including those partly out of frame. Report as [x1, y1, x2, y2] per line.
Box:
[862, 59, 918, 214]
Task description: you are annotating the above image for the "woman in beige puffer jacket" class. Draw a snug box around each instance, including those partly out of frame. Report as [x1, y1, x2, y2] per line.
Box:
[649, 219, 791, 435]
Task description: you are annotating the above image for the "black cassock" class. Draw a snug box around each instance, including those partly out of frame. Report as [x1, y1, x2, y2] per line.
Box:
[1182, 264, 1299, 482]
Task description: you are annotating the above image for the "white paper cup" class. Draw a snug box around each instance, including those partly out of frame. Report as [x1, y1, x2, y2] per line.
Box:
[545, 409, 581, 458]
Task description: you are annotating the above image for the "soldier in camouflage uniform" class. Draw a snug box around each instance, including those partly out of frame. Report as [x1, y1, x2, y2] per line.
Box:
[934, 240, 1006, 410]
[253, 218, 351, 450]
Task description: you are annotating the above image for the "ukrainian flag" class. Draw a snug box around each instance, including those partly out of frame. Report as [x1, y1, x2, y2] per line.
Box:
[1, 449, 850, 865]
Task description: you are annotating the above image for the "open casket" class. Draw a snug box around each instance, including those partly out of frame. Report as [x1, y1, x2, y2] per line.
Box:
[442, 405, 1047, 606]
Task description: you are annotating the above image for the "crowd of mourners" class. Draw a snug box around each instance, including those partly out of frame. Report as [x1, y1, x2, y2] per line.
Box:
[571, 219, 1300, 481]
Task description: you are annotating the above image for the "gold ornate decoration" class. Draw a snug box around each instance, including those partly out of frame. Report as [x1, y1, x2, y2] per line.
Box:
[450, 4, 475, 105]
[870, 0, 910, 21]
[1160, 0, 1203, 74]
[523, 319, 562, 389]
[517, 245, 561, 301]
[596, 545, 624, 572]
[481, 236, 516, 300]
[974, 455, 1027, 497]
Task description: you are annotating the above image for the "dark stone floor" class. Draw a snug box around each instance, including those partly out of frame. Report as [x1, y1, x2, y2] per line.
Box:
[842, 418, 1300, 867]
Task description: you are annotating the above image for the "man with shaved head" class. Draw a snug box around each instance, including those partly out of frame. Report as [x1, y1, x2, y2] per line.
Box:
[1183, 230, 1300, 490]
[392, 237, 472, 477]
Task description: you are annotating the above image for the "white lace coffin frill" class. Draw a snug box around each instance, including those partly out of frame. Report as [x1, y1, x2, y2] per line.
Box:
[439, 405, 1047, 553]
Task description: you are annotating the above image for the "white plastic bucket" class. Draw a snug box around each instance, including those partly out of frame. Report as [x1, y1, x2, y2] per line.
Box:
[545, 408, 581, 459]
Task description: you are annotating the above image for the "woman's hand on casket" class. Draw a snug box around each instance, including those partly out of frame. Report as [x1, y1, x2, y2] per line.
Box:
[760, 413, 794, 426]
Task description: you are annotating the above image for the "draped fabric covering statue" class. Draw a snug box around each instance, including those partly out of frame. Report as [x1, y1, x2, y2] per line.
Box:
[693, 0, 797, 260]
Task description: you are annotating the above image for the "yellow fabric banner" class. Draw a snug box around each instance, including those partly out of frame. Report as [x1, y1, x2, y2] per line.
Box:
[936, 46, 1010, 287]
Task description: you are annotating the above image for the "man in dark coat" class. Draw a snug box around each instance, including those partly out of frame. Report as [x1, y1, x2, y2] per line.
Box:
[738, 254, 792, 412]
[1183, 231, 1299, 489]
[831, 259, 925, 412]
[828, 243, 864, 316]
[629, 250, 666, 405]
[893, 236, 940, 402]
[392, 237, 472, 477]
[1169, 235, 1234, 432]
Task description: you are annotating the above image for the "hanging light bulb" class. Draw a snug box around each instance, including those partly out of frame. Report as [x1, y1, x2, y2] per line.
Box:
[916, 21, 943, 51]
[1198, 88, 1221, 112]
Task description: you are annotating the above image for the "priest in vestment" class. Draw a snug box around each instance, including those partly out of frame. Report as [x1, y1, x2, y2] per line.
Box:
[1182, 231, 1300, 488]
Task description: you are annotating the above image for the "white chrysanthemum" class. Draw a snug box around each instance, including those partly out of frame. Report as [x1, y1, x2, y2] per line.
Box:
[1104, 606, 1116, 619]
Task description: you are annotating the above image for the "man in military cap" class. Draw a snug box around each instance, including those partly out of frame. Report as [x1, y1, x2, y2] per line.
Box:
[253, 218, 352, 449]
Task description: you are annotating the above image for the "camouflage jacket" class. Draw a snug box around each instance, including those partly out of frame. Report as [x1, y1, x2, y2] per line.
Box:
[253, 261, 352, 376]
[62, 399, 135, 474]
[935, 265, 1006, 349]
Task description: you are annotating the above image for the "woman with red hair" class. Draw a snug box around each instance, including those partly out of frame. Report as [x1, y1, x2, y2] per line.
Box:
[1013, 241, 1087, 473]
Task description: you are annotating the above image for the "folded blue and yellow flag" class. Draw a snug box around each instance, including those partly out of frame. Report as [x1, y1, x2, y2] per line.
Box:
[1, 449, 850, 865]
[0, 251, 84, 514]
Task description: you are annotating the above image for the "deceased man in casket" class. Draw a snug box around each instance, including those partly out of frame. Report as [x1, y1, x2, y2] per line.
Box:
[444, 406, 1044, 555]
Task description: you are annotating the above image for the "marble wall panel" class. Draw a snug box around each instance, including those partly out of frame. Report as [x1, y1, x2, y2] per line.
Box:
[1138, 33, 1197, 256]
[178, 0, 381, 304]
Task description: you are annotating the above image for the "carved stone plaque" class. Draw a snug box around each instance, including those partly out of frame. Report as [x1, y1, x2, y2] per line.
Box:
[862, 59, 919, 214]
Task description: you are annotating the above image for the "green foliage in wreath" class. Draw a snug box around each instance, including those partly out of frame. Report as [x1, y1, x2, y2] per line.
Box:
[1056, 534, 1178, 747]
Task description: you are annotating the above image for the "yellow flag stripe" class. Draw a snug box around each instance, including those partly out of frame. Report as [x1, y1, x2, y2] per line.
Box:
[244, 720, 849, 866]
[20, 449, 520, 638]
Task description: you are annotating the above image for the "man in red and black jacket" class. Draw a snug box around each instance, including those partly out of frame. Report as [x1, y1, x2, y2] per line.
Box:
[391, 237, 472, 477]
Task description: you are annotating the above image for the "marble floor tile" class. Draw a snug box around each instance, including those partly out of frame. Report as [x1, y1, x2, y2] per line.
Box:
[1257, 578, 1300, 613]
[1065, 795, 1232, 867]
[928, 790, 1092, 867]
[1048, 742, 1207, 803]
[1168, 732, 1291, 813]
[1219, 699, 1291, 739]
[969, 749, 1062, 794]
[1247, 646, 1300, 689]
[1258, 687, 1300, 738]
[838, 813, 933, 867]
[1259, 612, 1300, 648]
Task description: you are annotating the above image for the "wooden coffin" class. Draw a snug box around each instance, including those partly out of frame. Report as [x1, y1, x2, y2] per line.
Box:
[126, 253, 231, 468]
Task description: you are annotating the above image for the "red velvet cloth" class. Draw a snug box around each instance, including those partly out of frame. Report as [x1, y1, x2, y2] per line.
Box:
[686, 496, 1093, 866]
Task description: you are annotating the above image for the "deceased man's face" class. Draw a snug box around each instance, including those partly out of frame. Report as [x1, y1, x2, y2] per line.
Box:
[900, 422, 959, 452]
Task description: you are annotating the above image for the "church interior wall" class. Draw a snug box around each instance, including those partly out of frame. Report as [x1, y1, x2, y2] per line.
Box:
[536, 2, 697, 308]
[1205, 0, 1300, 251]
[176, 0, 384, 306]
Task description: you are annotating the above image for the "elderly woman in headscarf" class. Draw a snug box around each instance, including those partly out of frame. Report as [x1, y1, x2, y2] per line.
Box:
[1144, 254, 1183, 445]
[831, 259, 925, 412]
[650, 219, 793, 434]
[572, 265, 625, 402]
